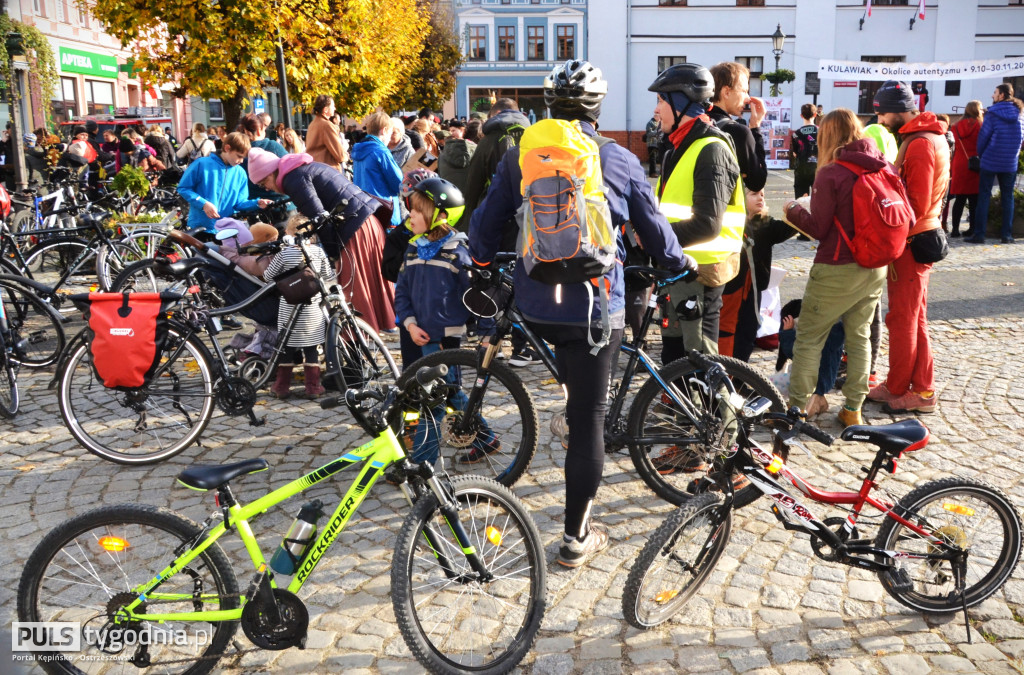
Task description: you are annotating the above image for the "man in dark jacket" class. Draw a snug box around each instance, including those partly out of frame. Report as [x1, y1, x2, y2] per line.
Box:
[708, 61, 767, 192]
[437, 134, 477, 197]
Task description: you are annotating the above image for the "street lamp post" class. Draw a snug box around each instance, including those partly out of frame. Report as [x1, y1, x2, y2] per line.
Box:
[5, 32, 28, 192]
[771, 24, 785, 73]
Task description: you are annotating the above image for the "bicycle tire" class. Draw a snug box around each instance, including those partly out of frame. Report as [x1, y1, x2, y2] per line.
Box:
[58, 326, 216, 464]
[0, 335, 18, 418]
[394, 349, 539, 487]
[627, 355, 784, 508]
[874, 477, 1022, 612]
[111, 256, 195, 295]
[95, 228, 173, 291]
[623, 492, 731, 629]
[17, 503, 239, 675]
[391, 476, 546, 675]
[22, 236, 95, 293]
[325, 313, 399, 395]
[0, 278, 66, 368]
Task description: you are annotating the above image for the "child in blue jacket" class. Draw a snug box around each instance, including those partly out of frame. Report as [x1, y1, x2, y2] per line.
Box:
[394, 177, 498, 465]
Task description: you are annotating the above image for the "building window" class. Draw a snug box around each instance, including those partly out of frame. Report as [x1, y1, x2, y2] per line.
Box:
[78, 5, 89, 27]
[55, 0, 65, 22]
[469, 25, 487, 61]
[737, 0, 764, 5]
[498, 26, 515, 61]
[658, 0, 687, 5]
[33, 0, 45, 17]
[51, 76, 78, 124]
[945, 80, 961, 97]
[869, 0, 910, 5]
[557, 25, 575, 60]
[736, 56, 764, 97]
[859, 55, 904, 113]
[85, 80, 113, 115]
[1010, 0, 1024, 6]
[527, 26, 545, 61]
[208, 100, 224, 121]
[658, 56, 686, 73]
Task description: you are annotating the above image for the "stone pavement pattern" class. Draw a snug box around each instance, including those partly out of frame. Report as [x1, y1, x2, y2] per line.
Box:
[3, 232, 1024, 674]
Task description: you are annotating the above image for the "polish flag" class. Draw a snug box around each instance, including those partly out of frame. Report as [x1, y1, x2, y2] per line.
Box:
[917, 0, 926, 20]
[866, 0, 872, 17]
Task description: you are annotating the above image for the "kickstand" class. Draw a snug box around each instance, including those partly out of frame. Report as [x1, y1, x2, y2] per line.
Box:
[956, 554, 971, 644]
[247, 409, 266, 427]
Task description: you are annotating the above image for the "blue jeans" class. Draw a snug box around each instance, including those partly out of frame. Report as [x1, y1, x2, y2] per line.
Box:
[780, 323, 845, 396]
[976, 170, 1017, 240]
[409, 340, 496, 464]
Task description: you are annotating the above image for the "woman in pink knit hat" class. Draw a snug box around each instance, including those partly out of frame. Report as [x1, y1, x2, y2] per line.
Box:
[247, 147, 396, 335]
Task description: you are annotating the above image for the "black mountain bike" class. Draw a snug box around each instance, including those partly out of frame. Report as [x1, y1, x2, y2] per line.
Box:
[400, 258, 784, 507]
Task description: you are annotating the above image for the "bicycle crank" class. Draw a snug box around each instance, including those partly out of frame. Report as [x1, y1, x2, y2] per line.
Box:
[810, 517, 859, 562]
[241, 588, 308, 650]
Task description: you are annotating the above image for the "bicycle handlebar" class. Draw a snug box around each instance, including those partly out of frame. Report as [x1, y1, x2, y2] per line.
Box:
[790, 411, 836, 446]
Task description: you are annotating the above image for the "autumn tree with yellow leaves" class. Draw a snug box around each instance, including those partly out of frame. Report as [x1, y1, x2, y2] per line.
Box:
[81, 0, 457, 129]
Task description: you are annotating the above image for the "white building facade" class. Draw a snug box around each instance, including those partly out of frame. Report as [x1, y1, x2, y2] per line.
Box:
[588, 0, 1024, 155]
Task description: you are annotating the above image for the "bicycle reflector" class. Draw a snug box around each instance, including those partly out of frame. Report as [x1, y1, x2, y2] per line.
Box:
[766, 456, 785, 474]
[98, 536, 130, 552]
[486, 526, 503, 546]
[655, 590, 679, 604]
[943, 503, 975, 516]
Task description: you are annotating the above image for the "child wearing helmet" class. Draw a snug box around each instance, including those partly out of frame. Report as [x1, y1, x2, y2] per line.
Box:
[395, 177, 499, 465]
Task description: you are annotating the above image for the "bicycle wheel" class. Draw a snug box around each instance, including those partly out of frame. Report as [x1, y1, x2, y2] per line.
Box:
[22, 236, 96, 294]
[874, 477, 1022, 612]
[394, 349, 539, 487]
[326, 313, 399, 395]
[623, 492, 731, 629]
[111, 257, 195, 294]
[0, 337, 18, 418]
[95, 228, 172, 291]
[391, 476, 546, 675]
[17, 504, 239, 675]
[627, 355, 784, 508]
[0, 278, 66, 367]
[58, 327, 215, 464]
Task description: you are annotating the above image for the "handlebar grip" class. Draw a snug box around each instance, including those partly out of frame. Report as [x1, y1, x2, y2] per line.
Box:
[687, 350, 717, 372]
[415, 364, 449, 387]
[795, 419, 836, 446]
[320, 396, 343, 410]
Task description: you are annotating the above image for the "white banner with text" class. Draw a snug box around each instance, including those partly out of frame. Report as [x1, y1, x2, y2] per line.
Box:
[818, 58, 1024, 81]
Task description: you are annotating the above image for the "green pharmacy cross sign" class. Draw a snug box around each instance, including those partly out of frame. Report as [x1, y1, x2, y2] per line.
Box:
[59, 47, 119, 79]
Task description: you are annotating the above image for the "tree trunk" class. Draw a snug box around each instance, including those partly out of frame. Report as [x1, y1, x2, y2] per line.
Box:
[222, 87, 249, 133]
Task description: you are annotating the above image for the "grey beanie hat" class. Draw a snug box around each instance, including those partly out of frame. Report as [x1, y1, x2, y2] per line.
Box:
[873, 80, 916, 114]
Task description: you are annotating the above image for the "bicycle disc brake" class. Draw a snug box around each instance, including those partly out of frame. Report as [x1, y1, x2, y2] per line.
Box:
[810, 516, 859, 562]
[215, 377, 257, 416]
[441, 411, 477, 448]
[241, 588, 308, 650]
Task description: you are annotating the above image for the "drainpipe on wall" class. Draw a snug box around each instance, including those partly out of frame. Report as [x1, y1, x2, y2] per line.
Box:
[625, 0, 632, 151]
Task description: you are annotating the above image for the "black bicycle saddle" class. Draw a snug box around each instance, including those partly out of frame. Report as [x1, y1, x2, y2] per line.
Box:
[177, 458, 270, 490]
[841, 419, 929, 455]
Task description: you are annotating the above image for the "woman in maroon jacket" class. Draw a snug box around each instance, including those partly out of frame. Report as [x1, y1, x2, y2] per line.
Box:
[948, 100, 983, 238]
[782, 109, 889, 428]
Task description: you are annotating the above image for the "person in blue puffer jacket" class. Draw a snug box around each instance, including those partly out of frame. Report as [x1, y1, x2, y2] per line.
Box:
[351, 111, 404, 227]
[177, 131, 272, 233]
[969, 83, 1024, 244]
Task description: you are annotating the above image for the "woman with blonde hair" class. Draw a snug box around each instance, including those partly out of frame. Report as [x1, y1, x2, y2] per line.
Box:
[949, 100, 984, 238]
[280, 127, 305, 154]
[410, 117, 440, 157]
[782, 108, 890, 427]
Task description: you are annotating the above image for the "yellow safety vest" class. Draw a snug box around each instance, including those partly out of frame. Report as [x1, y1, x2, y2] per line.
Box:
[657, 136, 746, 264]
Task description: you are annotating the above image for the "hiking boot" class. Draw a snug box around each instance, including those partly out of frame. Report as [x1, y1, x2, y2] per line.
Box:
[556, 525, 609, 568]
[457, 434, 502, 464]
[867, 382, 896, 404]
[651, 446, 708, 475]
[303, 365, 325, 399]
[270, 365, 293, 399]
[838, 407, 863, 428]
[509, 348, 540, 367]
[805, 394, 829, 420]
[883, 391, 936, 414]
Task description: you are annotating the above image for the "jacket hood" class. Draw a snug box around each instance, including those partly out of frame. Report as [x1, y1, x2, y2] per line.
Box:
[351, 135, 387, 161]
[441, 139, 475, 168]
[988, 100, 1024, 123]
[482, 110, 531, 136]
[833, 138, 888, 171]
[275, 153, 314, 192]
[899, 111, 946, 136]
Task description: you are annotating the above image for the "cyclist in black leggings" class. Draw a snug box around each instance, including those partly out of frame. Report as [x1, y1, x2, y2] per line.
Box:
[469, 59, 696, 568]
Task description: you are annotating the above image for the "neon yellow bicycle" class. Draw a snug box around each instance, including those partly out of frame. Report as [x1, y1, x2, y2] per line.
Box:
[17, 365, 547, 675]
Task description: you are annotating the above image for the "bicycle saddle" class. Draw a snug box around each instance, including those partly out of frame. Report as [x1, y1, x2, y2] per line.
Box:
[159, 257, 209, 277]
[177, 458, 269, 490]
[841, 419, 929, 455]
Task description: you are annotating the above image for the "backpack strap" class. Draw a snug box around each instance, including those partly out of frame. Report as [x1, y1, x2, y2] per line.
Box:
[833, 216, 856, 262]
[893, 131, 930, 171]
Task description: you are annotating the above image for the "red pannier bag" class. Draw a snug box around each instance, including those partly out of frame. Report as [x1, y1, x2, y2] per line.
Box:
[71, 292, 180, 389]
[832, 160, 916, 269]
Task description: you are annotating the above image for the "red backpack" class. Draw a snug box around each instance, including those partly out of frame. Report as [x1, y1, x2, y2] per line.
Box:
[832, 161, 915, 269]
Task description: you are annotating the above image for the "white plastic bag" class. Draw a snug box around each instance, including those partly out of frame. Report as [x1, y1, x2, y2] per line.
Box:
[756, 266, 787, 338]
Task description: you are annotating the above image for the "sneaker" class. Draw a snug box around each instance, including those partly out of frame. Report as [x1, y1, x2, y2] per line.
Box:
[222, 315, 243, 330]
[651, 446, 708, 475]
[457, 435, 502, 464]
[556, 526, 609, 568]
[508, 348, 540, 367]
[550, 412, 569, 449]
[867, 382, 896, 404]
[883, 391, 936, 414]
[838, 407, 863, 428]
[1001, 237, 1015, 244]
[868, 372, 880, 388]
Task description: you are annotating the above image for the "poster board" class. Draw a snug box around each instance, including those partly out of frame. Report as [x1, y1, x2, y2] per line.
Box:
[758, 97, 792, 170]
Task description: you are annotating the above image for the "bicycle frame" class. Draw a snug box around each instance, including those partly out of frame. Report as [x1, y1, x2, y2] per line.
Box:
[119, 428, 410, 623]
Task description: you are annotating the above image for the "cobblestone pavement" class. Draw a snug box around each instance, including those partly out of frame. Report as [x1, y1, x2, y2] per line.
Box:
[3, 198, 1024, 674]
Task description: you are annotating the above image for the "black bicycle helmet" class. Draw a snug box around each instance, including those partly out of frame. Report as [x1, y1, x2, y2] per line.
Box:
[410, 177, 465, 229]
[648, 63, 714, 131]
[543, 60, 608, 122]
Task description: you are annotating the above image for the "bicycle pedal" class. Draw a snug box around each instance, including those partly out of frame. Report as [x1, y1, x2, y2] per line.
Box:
[881, 567, 913, 593]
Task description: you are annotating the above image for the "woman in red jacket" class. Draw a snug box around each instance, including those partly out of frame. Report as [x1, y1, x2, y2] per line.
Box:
[783, 109, 889, 428]
[949, 101, 983, 238]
